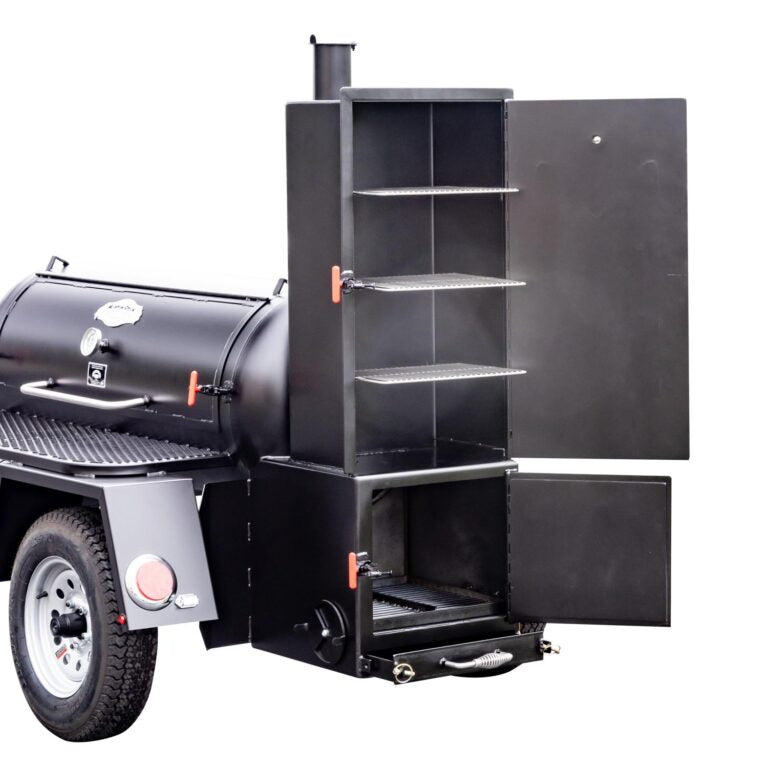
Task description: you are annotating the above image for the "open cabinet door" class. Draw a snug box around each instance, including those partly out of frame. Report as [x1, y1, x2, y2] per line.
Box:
[506, 99, 688, 459]
[507, 474, 670, 625]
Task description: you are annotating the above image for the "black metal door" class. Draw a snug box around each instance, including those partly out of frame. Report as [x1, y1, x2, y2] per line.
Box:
[507, 473, 670, 626]
[505, 99, 688, 459]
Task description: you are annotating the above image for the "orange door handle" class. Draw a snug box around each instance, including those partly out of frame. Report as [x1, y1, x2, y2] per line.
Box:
[187, 370, 199, 407]
[331, 265, 342, 304]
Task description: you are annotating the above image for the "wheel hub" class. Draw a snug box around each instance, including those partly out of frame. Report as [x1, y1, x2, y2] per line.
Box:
[50, 611, 88, 638]
[24, 556, 94, 698]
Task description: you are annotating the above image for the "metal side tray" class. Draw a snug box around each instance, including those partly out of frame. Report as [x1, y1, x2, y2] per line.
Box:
[367, 629, 545, 684]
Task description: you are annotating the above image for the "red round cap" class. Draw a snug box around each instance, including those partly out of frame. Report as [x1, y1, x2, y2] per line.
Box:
[135, 560, 175, 602]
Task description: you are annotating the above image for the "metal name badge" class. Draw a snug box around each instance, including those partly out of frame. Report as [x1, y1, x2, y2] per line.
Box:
[87, 362, 108, 388]
[94, 298, 144, 328]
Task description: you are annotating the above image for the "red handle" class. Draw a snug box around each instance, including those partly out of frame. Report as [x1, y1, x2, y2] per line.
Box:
[348, 552, 358, 590]
[331, 265, 342, 304]
[187, 370, 199, 407]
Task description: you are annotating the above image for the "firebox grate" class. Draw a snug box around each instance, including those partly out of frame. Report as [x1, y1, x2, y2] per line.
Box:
[373, 583, 486, 613]
[0, 410, 230, 476]
[372, 582, 500, 629]
[371, 599, 421, 620]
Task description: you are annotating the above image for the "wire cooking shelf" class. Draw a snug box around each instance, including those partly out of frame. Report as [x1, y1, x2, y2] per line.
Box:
[355, 362, 526, 386]
[354, 272, 525, 292]
[354, 185, 520, 197]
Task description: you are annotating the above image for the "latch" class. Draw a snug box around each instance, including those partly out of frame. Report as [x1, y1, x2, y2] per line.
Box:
[187, 371, 235, 407]
[331, 266, 365, 304]
[347, 551, 392, 589]
[196, 383, 235, 397]
[540, 640, 562, 655]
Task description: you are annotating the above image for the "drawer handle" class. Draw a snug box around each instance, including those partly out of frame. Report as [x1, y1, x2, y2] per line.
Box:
[21, 379, 151, 411]
[440, 649, 514, 672]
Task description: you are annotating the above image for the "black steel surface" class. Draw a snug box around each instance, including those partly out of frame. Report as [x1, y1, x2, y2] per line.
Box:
[0, 275, 288, 463]
[0, 410, 228, 475]
[249, 460, 360, 676]
[199, 479, 251, 649]
[0, 479, 83, 581]
[507, 473, 671, 625]
[286, 102, 346, 467]
[506, 99, 689, 459]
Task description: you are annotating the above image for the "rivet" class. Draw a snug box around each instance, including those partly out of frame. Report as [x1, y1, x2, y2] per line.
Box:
[592, 135, 602, 145]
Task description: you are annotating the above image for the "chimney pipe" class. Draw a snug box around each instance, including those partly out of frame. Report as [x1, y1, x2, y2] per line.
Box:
[310, 35, 356, 100]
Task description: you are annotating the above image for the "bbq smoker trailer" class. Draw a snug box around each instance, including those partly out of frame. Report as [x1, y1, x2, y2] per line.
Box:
[0, 38, 687, 741]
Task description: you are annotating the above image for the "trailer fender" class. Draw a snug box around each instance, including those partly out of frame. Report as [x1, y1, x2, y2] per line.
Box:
[0, 465, 217, 630]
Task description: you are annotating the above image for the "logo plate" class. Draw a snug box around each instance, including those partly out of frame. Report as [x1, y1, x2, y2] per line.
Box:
[87, 362, 108, 388]
[94, 298, 143, 328]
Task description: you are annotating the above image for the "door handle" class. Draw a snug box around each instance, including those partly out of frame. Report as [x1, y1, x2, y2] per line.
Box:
[20, 379, 150, 411]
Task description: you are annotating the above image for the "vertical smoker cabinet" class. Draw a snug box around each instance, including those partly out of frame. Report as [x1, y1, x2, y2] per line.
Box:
[287, 90, 687, 472]
[275, 88, 687, 678]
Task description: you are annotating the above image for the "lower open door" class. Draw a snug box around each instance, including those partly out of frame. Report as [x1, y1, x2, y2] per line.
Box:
[507, 473, 671, 626]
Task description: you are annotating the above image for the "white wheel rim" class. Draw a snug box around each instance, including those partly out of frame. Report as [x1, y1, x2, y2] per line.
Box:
[24, 556, 94, 698]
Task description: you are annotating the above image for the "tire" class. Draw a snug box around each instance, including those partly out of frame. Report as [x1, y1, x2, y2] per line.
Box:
[9, 507, 158, 741]
[457, 622, 547, 678]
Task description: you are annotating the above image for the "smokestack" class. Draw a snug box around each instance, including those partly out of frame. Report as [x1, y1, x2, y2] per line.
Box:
[310, 35, 356, 100]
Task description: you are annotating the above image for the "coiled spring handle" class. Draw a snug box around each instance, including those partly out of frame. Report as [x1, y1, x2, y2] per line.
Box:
[440, 648, 514, 672]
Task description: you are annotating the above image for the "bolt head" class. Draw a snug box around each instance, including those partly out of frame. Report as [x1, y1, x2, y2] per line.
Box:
[592, 135, 602, 145]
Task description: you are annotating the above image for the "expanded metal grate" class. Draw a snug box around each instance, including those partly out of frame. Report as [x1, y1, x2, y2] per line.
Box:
[0, 410, 228, 475]
[354, 273, 525, 292]
[355, 362, 526, 385]
[354, 186, 520, 197]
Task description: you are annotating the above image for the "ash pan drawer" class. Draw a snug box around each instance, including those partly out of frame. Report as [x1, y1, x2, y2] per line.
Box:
[368, 630, 544, 685]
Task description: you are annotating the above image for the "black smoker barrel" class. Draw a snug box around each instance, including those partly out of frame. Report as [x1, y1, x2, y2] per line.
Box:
[310, 35, 356, 100]
[0, 273, 289, 472]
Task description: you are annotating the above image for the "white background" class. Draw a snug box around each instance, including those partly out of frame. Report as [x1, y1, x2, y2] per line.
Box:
[0, 1, 766, 764]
